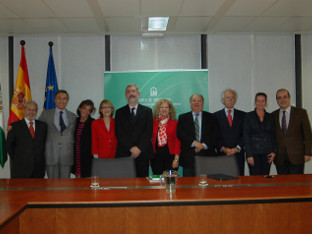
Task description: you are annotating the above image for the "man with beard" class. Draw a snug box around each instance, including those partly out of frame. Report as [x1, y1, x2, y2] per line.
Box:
[115, 84, 153, 177]
[7, 101, 47, 178]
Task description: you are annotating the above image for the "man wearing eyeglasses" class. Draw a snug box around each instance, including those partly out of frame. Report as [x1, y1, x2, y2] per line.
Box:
[115, 84, 153, 177]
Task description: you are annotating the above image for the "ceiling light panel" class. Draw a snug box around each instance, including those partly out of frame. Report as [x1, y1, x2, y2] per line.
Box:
[148, 17, 169, 31]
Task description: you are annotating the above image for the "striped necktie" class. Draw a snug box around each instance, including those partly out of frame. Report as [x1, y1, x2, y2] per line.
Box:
[194, 113, 199, 141]
[282, 111, 287, 134]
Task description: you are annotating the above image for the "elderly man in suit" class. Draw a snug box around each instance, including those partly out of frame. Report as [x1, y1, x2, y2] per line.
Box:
[273, 88, 312, 174]
[7, 100, 47, 178]
[214, 89, 245, 175]
[115, 84, 153, 177]
[177, 94, 219, 177]
[39, 90, 76, 178]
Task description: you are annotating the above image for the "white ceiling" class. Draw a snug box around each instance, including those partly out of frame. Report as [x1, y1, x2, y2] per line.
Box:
[0, 0, 312, 35]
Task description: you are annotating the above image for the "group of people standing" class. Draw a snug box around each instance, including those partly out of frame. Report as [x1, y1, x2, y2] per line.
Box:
[217, 89, 312, 176]
[6, 85, 312, 179]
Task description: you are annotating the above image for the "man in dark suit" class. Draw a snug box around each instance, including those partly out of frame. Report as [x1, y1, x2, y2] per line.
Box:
[214, 89, 245, 175]
[7, 100, 47, 178]
[177, 94, 219, 176]
[39, 90, 76, 178]
[115, 84, 153, 177]
[273, 89, 312, 174]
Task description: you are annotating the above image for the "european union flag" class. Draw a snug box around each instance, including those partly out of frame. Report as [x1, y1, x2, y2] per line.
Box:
[44, 45, 59, 110]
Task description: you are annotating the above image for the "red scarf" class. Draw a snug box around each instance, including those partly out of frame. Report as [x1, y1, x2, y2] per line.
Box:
[158, 117, 169, 147]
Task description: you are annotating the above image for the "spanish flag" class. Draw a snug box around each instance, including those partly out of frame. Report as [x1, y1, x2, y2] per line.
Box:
[7, 42, 32, 126]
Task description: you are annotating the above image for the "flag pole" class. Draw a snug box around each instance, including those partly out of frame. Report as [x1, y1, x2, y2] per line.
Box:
[43, 41, 59, 111]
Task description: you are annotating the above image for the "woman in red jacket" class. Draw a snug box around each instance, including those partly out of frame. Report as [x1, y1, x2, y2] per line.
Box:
[151, 99, 181, 175]
[92, 100, 117, 158]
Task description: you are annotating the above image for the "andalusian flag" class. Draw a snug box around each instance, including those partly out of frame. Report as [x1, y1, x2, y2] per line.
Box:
[0, 84, 7, 168]
[43, 43, 58, 110]
[7, 42, 32, 126]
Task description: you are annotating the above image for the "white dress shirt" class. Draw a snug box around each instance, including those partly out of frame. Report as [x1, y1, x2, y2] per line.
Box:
[24, 117, 35, 131]
[128, 103, 138, 116]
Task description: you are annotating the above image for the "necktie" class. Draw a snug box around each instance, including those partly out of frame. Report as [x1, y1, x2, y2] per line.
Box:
[194, 113, 199, 141]
[60, 111, 66, 132]
[227, 109, 233, 127]
[29, 121, 35, 138]
[282, 111, 287, 134]
[131, 108, 136, 119]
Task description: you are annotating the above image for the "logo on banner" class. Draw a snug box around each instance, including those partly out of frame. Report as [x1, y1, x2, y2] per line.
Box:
[139, 86, 172, 107]
[150, 87, 157, 97]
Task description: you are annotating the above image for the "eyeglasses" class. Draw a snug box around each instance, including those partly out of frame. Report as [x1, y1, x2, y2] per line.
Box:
[100, 106, 112, 110]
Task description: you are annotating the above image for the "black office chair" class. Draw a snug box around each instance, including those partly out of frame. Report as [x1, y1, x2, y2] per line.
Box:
[194, 155, 240, 176]
[91, 157, 136, 178]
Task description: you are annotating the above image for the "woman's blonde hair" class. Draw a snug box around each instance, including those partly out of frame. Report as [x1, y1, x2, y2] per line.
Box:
[99, 100, 115, 118]
[153, 99, 176, 120]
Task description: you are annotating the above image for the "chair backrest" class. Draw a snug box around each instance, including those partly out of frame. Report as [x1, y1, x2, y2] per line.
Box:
[91, 157, 136, 178]
[194, 155, 240, 176]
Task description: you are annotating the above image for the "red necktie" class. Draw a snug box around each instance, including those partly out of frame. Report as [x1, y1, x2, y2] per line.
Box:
[227, 109, 232, 127]
[29, 121, 35, 138]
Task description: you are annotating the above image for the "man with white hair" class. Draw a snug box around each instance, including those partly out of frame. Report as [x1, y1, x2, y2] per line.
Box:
[7, 100, 47, 178]
[214, 89, 246, 175]
[177, 94, 219, 177]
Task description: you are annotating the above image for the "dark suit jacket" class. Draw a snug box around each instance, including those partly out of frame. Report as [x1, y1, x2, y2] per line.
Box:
[214, 108, 245, 154]
[73, 116, 94, 178]
[7, 119, 47, 178]
[115, 104, 153, 161]
[273, 106, 312, 165]
[177, 111, 219, 168]
[243, 110, 277, 158]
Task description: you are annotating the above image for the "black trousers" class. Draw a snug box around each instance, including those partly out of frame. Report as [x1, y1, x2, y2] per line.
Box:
[182, 167, 195, 177]
[235, 153, 245, 176]
[276, 151, 304, 174]
[248, 154, 271, 175]
[151, 144, 175, 175]
[135, 159, 149, 177]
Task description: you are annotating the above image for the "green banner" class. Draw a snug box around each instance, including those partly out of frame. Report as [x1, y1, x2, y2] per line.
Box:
[104, 70, 209, 116]
[104, 70, 208, 176]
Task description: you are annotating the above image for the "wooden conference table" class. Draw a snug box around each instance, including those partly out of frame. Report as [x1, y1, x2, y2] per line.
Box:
[0, 175, 312, 234]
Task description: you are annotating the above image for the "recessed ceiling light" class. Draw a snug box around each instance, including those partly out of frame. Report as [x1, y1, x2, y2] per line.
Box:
[142, 32, 164, 38]
[148, 17, 169, 31]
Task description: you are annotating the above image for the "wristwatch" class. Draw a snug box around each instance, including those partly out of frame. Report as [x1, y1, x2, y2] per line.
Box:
[236, 147, 241, 153]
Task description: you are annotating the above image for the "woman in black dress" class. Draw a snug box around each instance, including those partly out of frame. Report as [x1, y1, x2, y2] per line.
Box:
[73, 99, 96, 178]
